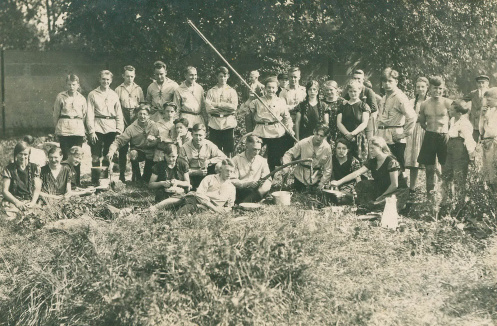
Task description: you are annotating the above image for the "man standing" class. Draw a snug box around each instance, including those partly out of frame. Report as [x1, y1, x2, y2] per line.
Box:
[87, 70, 124, 168]
[279, 67, 306, 118]
[205, 66, 238, 157]
[146, 61, 179, 121]
[276, 73, 289, 97]
[240, 70, 265, 132]
[417, 76, 452, 198]
[464, 74, 490, 142]
[376, 68, 417, 171]
[174, 66, 206, 128]
[343, 70, 379, 139]
[115, 65, 144, 181]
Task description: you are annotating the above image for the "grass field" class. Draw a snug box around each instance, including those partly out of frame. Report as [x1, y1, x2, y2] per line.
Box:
[0, 136, 496, 325]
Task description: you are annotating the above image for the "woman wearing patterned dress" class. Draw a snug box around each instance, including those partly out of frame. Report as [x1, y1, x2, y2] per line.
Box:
[404, 77, 429, 193]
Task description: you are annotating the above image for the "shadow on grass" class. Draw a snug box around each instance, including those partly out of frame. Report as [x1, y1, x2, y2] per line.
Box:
[442, 284, 497, 320]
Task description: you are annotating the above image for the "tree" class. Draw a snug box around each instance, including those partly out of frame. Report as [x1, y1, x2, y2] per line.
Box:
[0, 0, 42, 49]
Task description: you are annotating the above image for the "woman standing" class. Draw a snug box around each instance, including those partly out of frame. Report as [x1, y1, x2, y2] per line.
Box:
[1, 142, 42, 220]
[295, 80, 328, 140]
[404, 77, 429, 193]
[337, 80, 371, 162]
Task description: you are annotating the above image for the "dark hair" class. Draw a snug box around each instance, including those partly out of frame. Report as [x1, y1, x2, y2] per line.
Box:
[335, 137, 350, 149]
[163, 102, 177, 110]
[48, 146, 63, 156]
[23, 135, 35, 145]
[163, 143, 178, 155]
[429, 75, 444, 87]
[353, 69, 365, 76]
[381, 68, 399, 82]
[451, 100, 470, 114]
[246, 135, 262, 144]
[305, 80, 320, 102]
[192, 123, 206, 133]
[68, 146, 83, 157]
[14, 141, 30, 159]
[314, 124, 329, 135]
[216, 66, 229, 75]
[174, 118, 189, 128]
[154, 61, 166, 70]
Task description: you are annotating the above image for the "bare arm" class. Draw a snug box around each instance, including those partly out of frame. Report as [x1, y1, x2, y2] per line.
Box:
[295, 112, 301, 140]
[350, 111, 370, 136]
[30, 177, 42, 205]
[331, 166, 369, 187]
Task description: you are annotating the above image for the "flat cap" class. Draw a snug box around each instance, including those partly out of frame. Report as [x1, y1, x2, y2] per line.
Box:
[476, 75, 490, 82]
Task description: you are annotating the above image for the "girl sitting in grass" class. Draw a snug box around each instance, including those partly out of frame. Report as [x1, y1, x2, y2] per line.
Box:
[1, 142, 42, 220]
[61, 146, 96, 196]
[330, 136, 409, 211]
[40, 147, 73, 199]
[327, 138, 362, 200]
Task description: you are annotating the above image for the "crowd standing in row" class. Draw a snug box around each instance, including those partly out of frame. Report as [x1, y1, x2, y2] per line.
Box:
[2, 61, 496, 218]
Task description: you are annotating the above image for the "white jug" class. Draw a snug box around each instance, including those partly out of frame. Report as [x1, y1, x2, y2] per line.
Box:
[381, 195, 399, 229]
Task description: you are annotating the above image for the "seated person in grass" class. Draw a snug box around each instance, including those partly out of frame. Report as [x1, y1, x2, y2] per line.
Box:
[231, 135, 272, 203]
[326, 137, 362, 199]
[282, 124, 332, 191]
[107, 104, 159, 182]
[40, 147, 74, 200]
[1, 142, 42, 220]
[176, 159, 236, 216]
[179, 123, 226, 190]
[329, 136, 409, 211]
[172, 117, 192, 148]
[61, 146, 96, 196]
[154, 102, 177, 162]
[148, 143, 191, 211]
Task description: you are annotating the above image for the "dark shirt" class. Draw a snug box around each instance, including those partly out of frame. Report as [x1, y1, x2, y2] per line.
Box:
[364, 155, 407, 196]
[61, 161, 79, 187]
[2, 162, 40, 201]
[322, 98, 343, 141]
[338, 101, 370, 133]
[40, 164, 72, 195]
[297, 100, 328, 139]
[343, 86, 378, 113]
[332, 155, 361, 181]
[151, 158, 190, 202]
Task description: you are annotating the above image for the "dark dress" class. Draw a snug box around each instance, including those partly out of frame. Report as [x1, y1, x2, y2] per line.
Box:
[296, 100, 329, 140]
[40, 164, 73, 195]
[331, 154, 362, 196]
[356, 155, 408, 210]
[322, 98, 343, 143]
[151, 158, 190, 202]
[61, 161, 79, 187]
[338, 101, 371, 161]
[2, 162, 40, 201]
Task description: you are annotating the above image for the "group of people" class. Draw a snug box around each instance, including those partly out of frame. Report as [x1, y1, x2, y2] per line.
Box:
[2, 61, 496, 219]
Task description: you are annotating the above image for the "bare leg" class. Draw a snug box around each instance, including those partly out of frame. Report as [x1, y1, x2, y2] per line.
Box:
[409, 168, 419, 190]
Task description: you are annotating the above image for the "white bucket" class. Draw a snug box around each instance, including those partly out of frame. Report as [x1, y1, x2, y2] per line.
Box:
[272, 191, 293, 206]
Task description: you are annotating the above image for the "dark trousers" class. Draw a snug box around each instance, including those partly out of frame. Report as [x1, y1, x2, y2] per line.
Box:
[190, 164, 217, 190]
[209, 127, 235, 156]
[130, 150, 154, 182]
[388, 142, 406, 171]
[262, 134, 295, 171]
[90, 132, 117, 166]
[293, 178, 307, 192]
[235, 187, 262, 204]
[59, 135, 84, 187]
[118, 143, 129, 178]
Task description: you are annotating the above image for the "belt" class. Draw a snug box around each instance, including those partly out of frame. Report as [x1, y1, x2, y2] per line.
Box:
[122, 107, 136, 111]
[180, 111, 201, 116]
[301, 164, 320, 170]
[256, 121, 278, 126]
[378, 125, 403, 129]
[95, 115, 117, 120]
[210, 113, 234, 118]
[482, 137, 496, 140]
[59, 115, 82, 119]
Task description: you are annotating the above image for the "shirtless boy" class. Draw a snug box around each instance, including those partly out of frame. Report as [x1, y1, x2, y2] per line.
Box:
[417, 76, 453, 197]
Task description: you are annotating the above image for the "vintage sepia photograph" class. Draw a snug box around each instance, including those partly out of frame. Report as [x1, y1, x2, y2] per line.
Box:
[0, 0, 496, 324]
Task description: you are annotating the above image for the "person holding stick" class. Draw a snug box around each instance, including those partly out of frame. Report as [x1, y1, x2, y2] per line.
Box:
[282, 124, 332, 191]
[249, 76, 295, 171]
[231, 135, 272, 203]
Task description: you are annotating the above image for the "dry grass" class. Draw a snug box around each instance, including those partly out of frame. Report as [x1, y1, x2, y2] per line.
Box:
[0, 136, 496, 325]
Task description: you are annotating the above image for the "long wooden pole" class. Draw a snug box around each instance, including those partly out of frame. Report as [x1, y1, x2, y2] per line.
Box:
[186, 20, 298, 142]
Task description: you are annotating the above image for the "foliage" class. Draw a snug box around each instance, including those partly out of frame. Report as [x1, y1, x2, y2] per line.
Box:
[0, 0, 42, 49]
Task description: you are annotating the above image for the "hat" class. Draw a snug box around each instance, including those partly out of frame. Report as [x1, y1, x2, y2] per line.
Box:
[484, 87, 497, 98]
[277, 73, 289, 80]
[476, 75, 490, 82]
